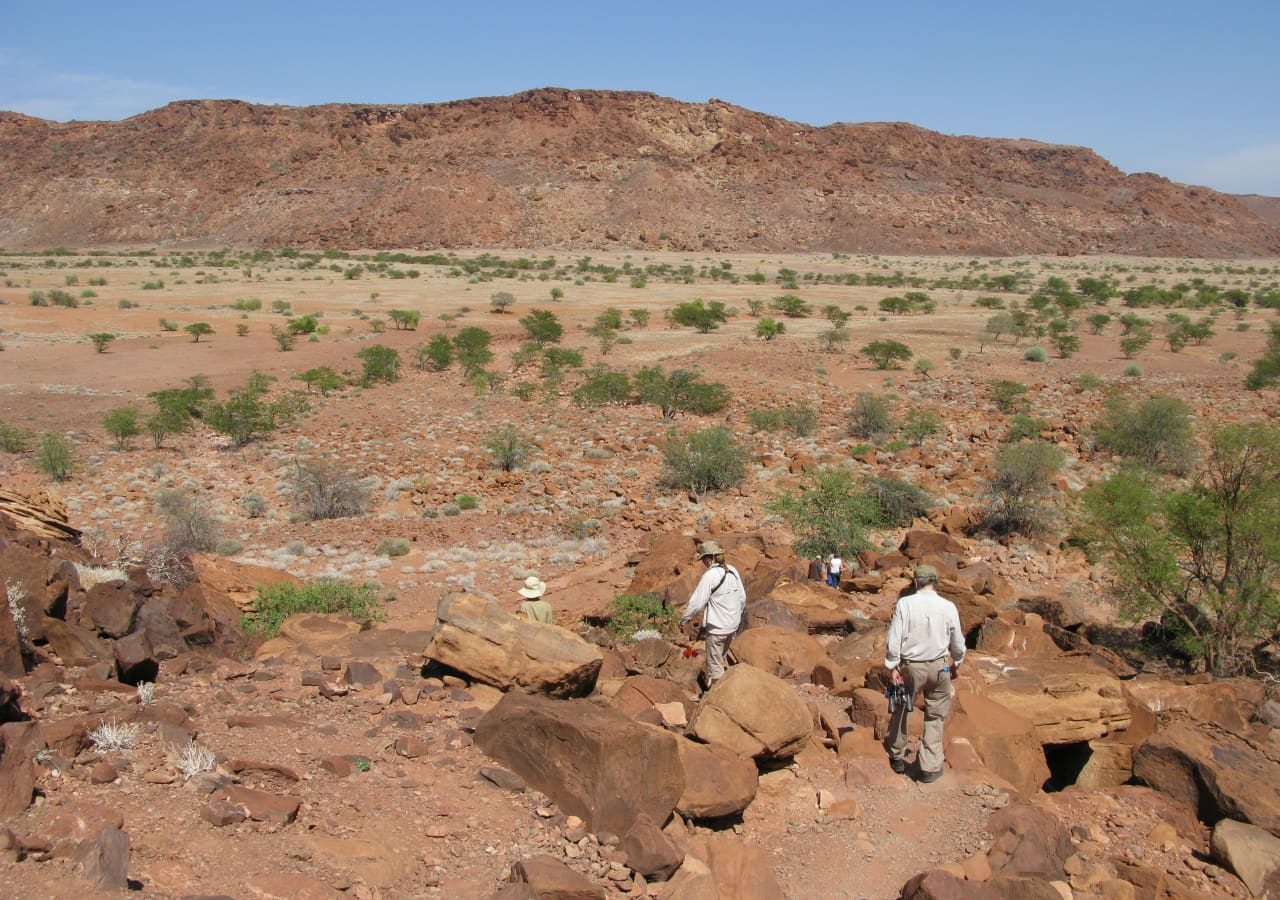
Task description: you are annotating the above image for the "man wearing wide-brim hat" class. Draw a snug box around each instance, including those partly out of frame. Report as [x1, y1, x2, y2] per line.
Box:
[517, 575, 553, 625]
[678, 540, 747, 687]
[883, 564, 965, 783]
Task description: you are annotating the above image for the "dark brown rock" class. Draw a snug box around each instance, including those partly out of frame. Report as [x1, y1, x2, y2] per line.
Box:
[42, 617, 110, 666]
[0, 721, 36, 817]
[984, 804, 1073, 879]
[222, 785, 301, 824]
[75, 825, 129, 891]
[113, 629, 159, 685]
[342, 660, 382, 687]
[475, 691, 683, 836]
[201, 798, 247, 827]
[621, 813, 683, 880]
[507, 854, 605, 899]
[673, 736, 758, 819]
[80, 580, 139, 638]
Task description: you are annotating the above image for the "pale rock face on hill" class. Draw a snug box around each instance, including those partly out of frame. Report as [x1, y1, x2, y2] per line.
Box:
[1, 88, 1277, 256]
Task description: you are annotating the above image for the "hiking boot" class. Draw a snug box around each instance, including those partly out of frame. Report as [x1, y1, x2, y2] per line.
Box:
[889, 757, 907, 774]
[918, 769, 943, 783]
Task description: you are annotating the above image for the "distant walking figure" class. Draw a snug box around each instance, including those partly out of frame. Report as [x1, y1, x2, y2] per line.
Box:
[826, 553, 843, 589]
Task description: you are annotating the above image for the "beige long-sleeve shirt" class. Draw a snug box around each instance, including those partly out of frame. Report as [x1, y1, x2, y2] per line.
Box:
[884, 586, 966, 670]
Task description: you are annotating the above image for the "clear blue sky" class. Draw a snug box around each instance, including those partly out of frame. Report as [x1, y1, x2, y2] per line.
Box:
[3, 1, 1278, 195]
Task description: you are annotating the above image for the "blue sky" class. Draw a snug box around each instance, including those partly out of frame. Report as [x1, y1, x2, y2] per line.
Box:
[3, 1, 1277, 195]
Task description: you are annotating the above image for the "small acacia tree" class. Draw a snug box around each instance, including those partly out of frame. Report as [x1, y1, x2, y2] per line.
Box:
[860, 339, 913, 370]
[490, 291, 515, 314]
[453, 327, 494, 376]
[980, 440, 1064, 535]
[756, 318, 785, 341]
[1082, 423, 1280, 675]
[670, 299, 728, 333]
[356, 345, 401, 386]
[88, 332, 116, 353]
[419, 335, 454, 371]
[519, 308, 563, 347]
[184, 322, 214, 343]
[1094, 395, 1196, 475]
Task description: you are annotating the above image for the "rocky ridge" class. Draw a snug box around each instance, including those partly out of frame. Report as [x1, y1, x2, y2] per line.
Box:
[1, 88, 1277, 256]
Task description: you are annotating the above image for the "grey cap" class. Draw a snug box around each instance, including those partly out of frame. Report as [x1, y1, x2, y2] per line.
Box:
[697, 540, 724, 558]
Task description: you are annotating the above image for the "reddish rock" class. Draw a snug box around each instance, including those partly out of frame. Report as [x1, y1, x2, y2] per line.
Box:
[0, 595, 23, 678]
[985, 804, 1073, 879]
[222, 785, 301, 824]
[0, 721, 36, 818]
[621, 812, 683, 880]
[673, 737, 758, 819]
[689, 664, 812, 760]
[243, 873, 343, 899]
[507, 854, 605, 899]
[201, 798, 247, 827]
[318, 756, 352, 777]
[0, 678, 21, 723]
[74, 825, 129, 891]
[89, 760, 119, 784]
[113, 629, 158, 685]
[731, 625, 829, 680]
[610, 675, 693, 723]
[42, 617, 110, 666]
[475, 691, 683, 837]
[395, 735, 431, 758]
[342, 660, 382, 687]
[226, 758, 301, 781]
[80, 580, 139, 638]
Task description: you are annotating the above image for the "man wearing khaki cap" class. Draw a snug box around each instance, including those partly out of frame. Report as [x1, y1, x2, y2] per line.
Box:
[679, 540, 746, 686]
[884, 564, 965, 782]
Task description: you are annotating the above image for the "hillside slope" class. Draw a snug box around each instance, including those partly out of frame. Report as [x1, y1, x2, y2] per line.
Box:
[1, 88, 1276, 256]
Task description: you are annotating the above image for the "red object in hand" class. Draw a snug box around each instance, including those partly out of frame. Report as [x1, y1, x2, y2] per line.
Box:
[682, 646, 699, 658]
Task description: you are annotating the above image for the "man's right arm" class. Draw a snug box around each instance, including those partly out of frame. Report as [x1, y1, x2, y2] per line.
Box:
[884, 602, 904, 670]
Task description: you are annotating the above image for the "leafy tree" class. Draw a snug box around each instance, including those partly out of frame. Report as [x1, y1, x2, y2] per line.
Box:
[356, 345, 401, 386]
[755, 318, 785, 341]
[204, 371, 304, 447]
[660, 427, 748, 497]
[549, 287, 565, 301]
[633, 367, 730, 419]
[103, 406, 141, 450]
[629, 308, 650, 328]
[388, 309, 421, 331]
[595, 308, 624, 331]
[817, 327, 850, 353]
[271, 325, 297, 351]
[1094, 395, 1197, 475]
[671, 298, 728, 333]
[989, 380, 1028, 414]
[1081, 423, 1280, 675]
[489, 291, 515, 314]
[1087, 313, 1111, 335]
[1052, 333, 1081, 358]
[453, 327, 494, 375]
[746, 298, 764, 317]
[1120, 332, 1153, 359]
[184, 322, 214, 343]
[767, 468, 880, 559]
[902, 407, 942, 446]
[519, 308, 563, 346]
[860, 339, 913, 370]
[286, 314, 319, 335]
[823, 305, 852, 327]
[88, 332, 116, 353]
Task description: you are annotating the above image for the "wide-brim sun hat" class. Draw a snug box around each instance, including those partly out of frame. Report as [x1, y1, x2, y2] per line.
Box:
[519, 575, 547, 598]
[697, 540, 724, 559]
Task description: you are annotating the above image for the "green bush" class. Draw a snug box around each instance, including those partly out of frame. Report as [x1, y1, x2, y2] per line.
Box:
[981, 440, 1064, 535]
[990, 380, 1028, 413]
[1075, 373, 1103, 393]
[486, 424, 530, 471]
[573, 368, 631, 407]
[103, 406, 142, 450]
[34, 432, 74, 480]
[1094, 395, 1196, 475]
[453, 327, 494, 375]
[670, 298, 728, 333]
[519, 308, 563, 346]
[848, 393, 895, 441]
[862, 475, 932, 527]
[244, 579, 383, 637]
[88, 332, 116, 353]
[660, 427, 748, 496]
[769, 294, 811, 318]
[357, 344, 401, 386]
[606, 593, 681, 639]
[1004, 413, 1049, 443]
[1024, 345, 1047, 362]
[1124, 363, 1143, 377]
[901, 407, 942, 446]
[204, 371, 305, 447]
[184, 322, 214, 342]
[767, 467, 880, 559]
[418, 334, 454, 371]
[455, 494, 478, 510]
[817, 327, 850, 353]
[755, 317, 786, 340]
[634, 367, 730, 419]
[747, 409, 785, 432]
[232, 297, 262, 311]
[375, 537, 411, 557]
[0, 420, 33, 454]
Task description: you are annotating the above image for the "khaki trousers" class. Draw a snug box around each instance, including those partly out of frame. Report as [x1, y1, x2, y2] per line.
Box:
[887, 657, 952, 773]
[705, 632, 733, 683]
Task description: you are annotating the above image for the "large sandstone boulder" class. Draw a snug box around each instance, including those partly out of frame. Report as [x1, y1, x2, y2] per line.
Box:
[1125, 678, 1256, 735]
[985, 803, 1073, 879]
[762, 580, 849, 632]
[619, 638, 702, 693]
[662, 833, 785, 900]
[1134, 721, 1280, 836]
[731, 625, 829, 680]
[610, 675, 694, 725]
[673, 736, 758, 819]
[973, 615, 1063, 659]
[1211, 819, 1280, 897]
[981, 656, 1131, 745]
[474, 691, 683, 836]
[948, 692, 1050, 797]
[689, 664, 811, 760]
[426, 593, 603, 697]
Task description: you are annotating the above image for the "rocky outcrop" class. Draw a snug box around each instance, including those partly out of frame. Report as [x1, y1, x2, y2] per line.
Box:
[980, 656, 1131, 745]
[474, 691, 683, 836]
[426, 593, 603, 697]
[2, 91, 1276, 256]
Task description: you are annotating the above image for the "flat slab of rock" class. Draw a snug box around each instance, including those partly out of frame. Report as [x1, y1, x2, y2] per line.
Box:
[1211, 818, 1280, 896]
[507, 854, 605, 899]
[74, 825, 129, 891]
[426, 593, 602, 697]
[474, 691, 682, 836]
[980, 656, 1130, 745]
[689, 664, 812, 760]
[222, 785, 301, 824]
[243, 873, 343, 900]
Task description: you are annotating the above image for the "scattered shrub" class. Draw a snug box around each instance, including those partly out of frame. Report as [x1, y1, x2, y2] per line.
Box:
[901, 407, 942, 446]
[34, 433, 74, 480]
[848, 393, 895, 441]
[767, 468, 879, 558]
[244, 579, 383, 637]
[1024, 345, 1048, 362]
[215, 538, 244, 557]
[755, 317, 786, 340]
[633, 367, 730, 419]
[981, 440, 1065, 535]
[103, 405, 142, 450]
[1094, 395, 1197, 475]
[375, 538, 411, 557]
[573, 368, 631, 407]
[486, 424, 530, 472]
[356, 344, 401, 386]
[291, 458, 371, 520]
[88, 332, 116, 353]
[1075, 373, 1103, 393]
[862, 475, 932, 527]
[1004, 413, 1049, 443]
[861, 339, 913, 370]
[1123, 363, 1143, 377]
[154, 488, 221, 555]
[0, 420, 33, 454]
[660, 427, 748, 496]
[990, 380, 1028, 414]
[455, 494, 478, 510]
[240, 494, 267, 518]
[605, 593, 681, 639]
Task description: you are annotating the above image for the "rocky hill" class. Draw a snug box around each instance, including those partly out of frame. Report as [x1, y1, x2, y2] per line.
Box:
[1, 88, 1277, 256]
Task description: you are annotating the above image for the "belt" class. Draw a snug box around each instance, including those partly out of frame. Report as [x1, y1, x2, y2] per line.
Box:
[902, 655, 947, 664]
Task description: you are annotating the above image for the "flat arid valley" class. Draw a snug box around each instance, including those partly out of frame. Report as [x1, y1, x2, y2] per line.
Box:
[2, 92, 1280, 900]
